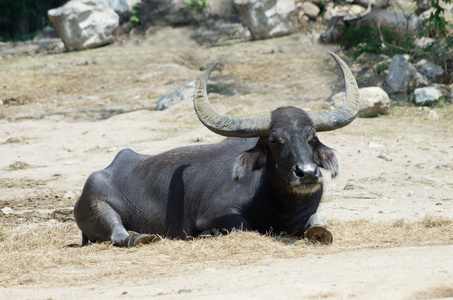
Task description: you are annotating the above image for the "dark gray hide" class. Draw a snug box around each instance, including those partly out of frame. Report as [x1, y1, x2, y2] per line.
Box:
[74, 53, 359, 247]
[320, 8, 419, 44]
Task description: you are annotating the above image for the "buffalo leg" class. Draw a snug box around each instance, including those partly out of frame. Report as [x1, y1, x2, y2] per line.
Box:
[303, 213, 333, 244]
[75, 198, 152, 248]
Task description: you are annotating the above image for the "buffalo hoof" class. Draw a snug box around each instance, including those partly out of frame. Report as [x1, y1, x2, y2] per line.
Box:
[304, 226, 333, 245]
[123, 234, 158, 248]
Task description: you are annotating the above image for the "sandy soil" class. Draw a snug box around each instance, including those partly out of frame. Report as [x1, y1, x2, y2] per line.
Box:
[1, 27, 452, 299]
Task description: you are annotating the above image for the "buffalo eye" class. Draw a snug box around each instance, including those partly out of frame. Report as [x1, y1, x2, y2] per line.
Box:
[268, 134, 284, 145]
[308, 135, 318, 145]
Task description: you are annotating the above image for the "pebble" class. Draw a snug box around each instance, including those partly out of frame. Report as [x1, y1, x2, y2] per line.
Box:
[428, 110, 439, 120]
[377, 154, 392, 161]
[1, 207, 14, 215]
[369, 141, 385, 149]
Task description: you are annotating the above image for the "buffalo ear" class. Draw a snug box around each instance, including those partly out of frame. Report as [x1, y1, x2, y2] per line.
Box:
[233, 150, 267, 181]
[314, 142, 339, 178]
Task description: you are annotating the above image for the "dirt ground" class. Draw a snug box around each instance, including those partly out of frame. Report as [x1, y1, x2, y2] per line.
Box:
[1, 27, 452, 299]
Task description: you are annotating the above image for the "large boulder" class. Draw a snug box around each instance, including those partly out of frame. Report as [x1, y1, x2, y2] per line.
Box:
[385, 55, 428, 101]
[233, 0, 297, 40]
[332, 87, 390, 117]
[48, 0, 119, 51]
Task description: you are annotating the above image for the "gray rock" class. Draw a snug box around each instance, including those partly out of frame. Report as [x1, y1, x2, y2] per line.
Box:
[332, 87, 390, 117]
[385, 55, 428, 101]
[156, 76, 236, 110]
[414, 87, 442, 105]
[156, 80, 197, 111]
[417, 0, 431, 12]
[302, 2, 320, 20]
[139, 0, 206, 27]
[413, 37, 435, 49]
[353, 0, 390, 8]
[233, 0, 297, 40]
[107, 0, 141, 23]
[48, 0, 119, 51]
[344, 181, 369, 190]
[416, 59, 444, 83]
[207, 0, 234, 17]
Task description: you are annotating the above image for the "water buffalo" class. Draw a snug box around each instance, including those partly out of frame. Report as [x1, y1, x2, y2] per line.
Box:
[320, 3, 419, 44]
[74, 52, 360, 247]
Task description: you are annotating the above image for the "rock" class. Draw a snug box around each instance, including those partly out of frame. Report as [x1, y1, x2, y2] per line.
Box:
[156, 80, 197, 111]
[302, 2, 320, 20]
[353, 0, 390, 9]
[332, 87, 390, 117]
[359, 87, 391, 117]
[385, 55, 428, 101]
[416, 59, 444, 83]
[323, 3, 365, 21]
[344, 181, 368, 190]
[207, 0, 234, 17]
[156, 75, 235, 110]
[414, 87, 442, 105]
[64, 191, 77, 199]
[377, 154, 392, 161]
[413, 37, 435, 50]
[107, 0, 141, 23]
[1, 207, 14, 215]
[368, 141, 385, 149]
[417, 0, 431, 12]
[33, 26, 60, 41]
[48, 0, 119, 51]
[427, 110, 439, 120]
[233, 0, 297, 40]
[421, 175, 444, 184]
[139, 0, 206, 27]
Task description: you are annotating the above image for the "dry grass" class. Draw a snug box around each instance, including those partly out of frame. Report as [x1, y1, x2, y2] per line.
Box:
[0, 216, 452, 288]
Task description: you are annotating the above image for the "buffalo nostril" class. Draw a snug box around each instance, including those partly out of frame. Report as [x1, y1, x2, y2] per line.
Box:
[294, 165, 305, 178]
[294, 165, 320, 182]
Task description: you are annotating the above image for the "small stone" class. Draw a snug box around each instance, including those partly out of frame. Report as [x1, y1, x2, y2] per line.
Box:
[344, 181, 368, 190]
[377, 154, 392, 161]
[421, 176, 444, 184]
[64, 191, 77, 199]
[369, 141, 385, 149]
[428, 110, 439, 120]
[1, 207, 14, 215]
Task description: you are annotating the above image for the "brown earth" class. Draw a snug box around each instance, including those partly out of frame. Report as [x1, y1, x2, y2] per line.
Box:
[0, 27, 452, 299]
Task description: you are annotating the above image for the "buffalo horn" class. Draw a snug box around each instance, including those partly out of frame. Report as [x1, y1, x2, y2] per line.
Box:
[193, 62, 271, 137]
[193, 52, 359, 136]
[307, 52, 360, 132]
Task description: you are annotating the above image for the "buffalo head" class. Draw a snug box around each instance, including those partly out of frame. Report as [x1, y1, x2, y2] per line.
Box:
[194, 52, 360, 195]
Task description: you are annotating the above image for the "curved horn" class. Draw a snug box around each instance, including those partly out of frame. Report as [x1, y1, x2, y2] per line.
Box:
[307, 52, 360, 132]
[193, 62, 271, 137]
